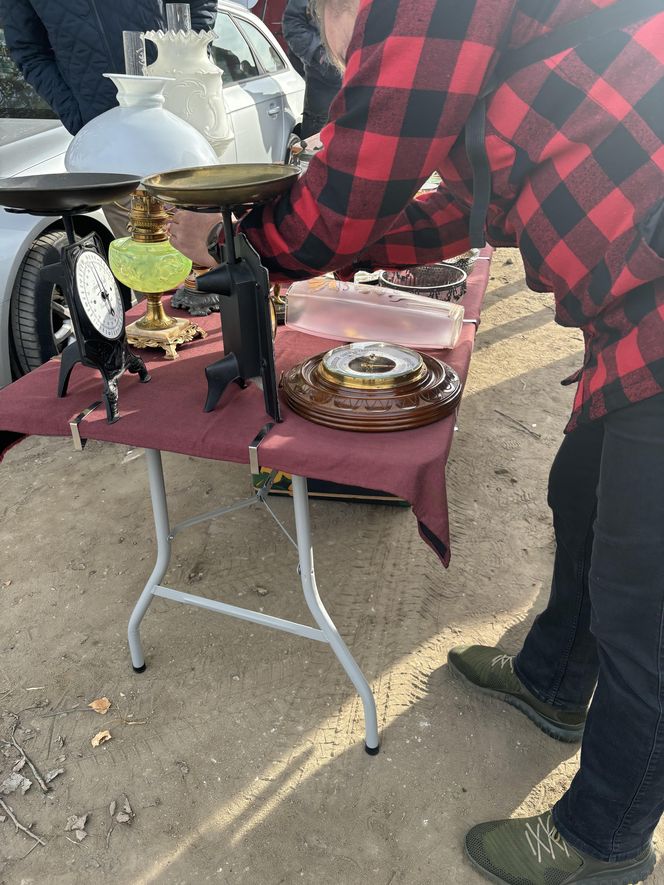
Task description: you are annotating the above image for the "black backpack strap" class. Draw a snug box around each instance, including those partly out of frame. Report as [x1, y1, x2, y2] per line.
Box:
[466, 100, 492, 249]
[465, 0, 663, 248]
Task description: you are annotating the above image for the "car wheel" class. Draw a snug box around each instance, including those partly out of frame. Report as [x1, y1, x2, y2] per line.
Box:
[9, 230, 74, 377]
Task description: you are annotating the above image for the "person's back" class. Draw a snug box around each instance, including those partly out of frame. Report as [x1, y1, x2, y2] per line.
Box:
[0, 0, 217, 134]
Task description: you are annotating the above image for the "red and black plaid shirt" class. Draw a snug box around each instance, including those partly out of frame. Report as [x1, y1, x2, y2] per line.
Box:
[239, 0, 664, 430]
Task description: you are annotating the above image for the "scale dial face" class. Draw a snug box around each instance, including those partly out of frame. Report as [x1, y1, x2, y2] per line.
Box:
[75, 250, 124, 339]
[321, 342, 425, 389]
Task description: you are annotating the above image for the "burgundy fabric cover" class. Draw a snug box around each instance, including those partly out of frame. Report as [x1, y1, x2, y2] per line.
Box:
[0, 253, 491, 566]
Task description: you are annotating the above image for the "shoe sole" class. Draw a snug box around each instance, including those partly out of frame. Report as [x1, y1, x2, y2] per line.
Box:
[464, 839, 656, 884]
[448, 656, 585, 744]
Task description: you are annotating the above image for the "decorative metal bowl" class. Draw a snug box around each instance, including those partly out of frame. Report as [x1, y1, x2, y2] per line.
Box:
[445, 248, 480, 275]
[378, 262, 467, 303]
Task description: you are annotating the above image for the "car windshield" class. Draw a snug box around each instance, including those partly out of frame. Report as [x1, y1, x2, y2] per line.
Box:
[0, 28, 57, 119]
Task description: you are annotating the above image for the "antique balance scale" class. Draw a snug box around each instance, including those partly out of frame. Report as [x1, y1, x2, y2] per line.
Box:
[142, 163, 299, 419]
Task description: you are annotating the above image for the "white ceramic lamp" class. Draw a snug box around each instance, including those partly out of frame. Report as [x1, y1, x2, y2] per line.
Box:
[145, 31, 234, 159]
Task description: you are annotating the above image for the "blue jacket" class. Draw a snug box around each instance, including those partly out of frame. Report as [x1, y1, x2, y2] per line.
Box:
[282, 0, 341, 88]
[0, 0, 218, 134]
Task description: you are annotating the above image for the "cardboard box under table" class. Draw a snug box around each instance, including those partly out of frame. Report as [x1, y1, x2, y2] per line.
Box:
[0, 250, 491, 755]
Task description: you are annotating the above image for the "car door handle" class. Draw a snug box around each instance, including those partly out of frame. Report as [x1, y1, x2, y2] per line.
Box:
[267, 104, 281, 118]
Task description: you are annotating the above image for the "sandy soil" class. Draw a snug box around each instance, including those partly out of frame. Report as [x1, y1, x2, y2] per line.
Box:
[1, 250, 662, 884]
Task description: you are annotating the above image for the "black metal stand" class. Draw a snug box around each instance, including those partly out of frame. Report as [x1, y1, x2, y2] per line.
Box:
[38, 211, 150, 422]
[196, 207, 281, 421]
[57, 340, 82, 398]
[204, 352, 242, 412]
[54, 213, 85, 394]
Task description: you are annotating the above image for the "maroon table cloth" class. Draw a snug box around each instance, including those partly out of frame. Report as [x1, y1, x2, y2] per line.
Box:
[0, 252, 491, 566]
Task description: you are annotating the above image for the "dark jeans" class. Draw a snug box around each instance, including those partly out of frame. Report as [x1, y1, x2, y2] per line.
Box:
[301, 74, 340, 139]
[514, 392, 664, 862]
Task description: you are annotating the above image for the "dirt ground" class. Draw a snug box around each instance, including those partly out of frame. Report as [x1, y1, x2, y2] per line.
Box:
[0, 250, 662, 885]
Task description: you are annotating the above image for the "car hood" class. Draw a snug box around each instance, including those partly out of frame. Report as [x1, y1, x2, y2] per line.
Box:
[0, 120, 71, 177]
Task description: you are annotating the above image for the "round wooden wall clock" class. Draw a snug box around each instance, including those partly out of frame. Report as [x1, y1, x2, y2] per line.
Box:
[281, 342, 462, 432]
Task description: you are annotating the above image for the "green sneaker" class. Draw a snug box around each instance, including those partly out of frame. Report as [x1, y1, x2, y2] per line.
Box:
[465, 811, 656, 884]
[448, 645, 586, 743]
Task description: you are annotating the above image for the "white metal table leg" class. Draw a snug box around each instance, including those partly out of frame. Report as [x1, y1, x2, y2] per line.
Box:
[127, 448, 172, 672]
[291, 474, 380, 754]
[127, 454, 379, 753]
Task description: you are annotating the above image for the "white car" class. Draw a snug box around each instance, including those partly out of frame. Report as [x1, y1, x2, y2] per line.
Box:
[0, 0, 304, 387]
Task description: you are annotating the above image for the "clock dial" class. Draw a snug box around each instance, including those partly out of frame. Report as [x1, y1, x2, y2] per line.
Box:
[321, 342, 425, 389]
[75, 251, 124, 339]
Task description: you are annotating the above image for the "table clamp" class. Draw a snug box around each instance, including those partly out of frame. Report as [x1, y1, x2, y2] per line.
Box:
[68, 401, 103, 451]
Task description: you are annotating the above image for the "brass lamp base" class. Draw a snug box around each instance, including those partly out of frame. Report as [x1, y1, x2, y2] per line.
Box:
[126, 292, 206, 360]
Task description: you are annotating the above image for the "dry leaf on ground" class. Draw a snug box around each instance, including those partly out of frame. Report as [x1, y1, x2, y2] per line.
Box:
[88, 697, 111, 715]
[1, 773, 32, 795]
[91, 730, 112, 748]
[44, 768, 64, 784]
[115, 794, 134, 824]
[65, 813, 88, 832]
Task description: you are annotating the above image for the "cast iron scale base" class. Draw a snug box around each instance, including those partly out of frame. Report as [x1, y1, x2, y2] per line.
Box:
[143, 164, 299, 422]
[0, 173, 150, 422]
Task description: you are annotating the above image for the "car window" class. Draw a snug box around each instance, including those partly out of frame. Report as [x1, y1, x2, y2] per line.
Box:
[0, 29, 57, 119]
[211, 13, 260, 83]
[234, 18, 286, 75]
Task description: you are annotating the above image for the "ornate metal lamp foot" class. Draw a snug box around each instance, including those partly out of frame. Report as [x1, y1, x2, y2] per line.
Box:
[126, 291, 206, 359]
[171, 266, 220, 316]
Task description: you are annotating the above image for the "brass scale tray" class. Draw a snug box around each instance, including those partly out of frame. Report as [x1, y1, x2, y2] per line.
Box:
[143, 166, 464, 431]
[143, 165, 299, 421]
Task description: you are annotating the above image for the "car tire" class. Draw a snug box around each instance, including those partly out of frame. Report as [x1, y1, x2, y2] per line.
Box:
[10, 230, 73, 376]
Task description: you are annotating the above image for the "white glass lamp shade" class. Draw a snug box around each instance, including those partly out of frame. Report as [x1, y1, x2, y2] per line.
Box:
[65, 74, 218, 177]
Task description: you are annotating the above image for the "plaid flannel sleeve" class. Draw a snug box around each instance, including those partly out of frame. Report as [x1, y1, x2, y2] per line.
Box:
[238, 0, 517, 280]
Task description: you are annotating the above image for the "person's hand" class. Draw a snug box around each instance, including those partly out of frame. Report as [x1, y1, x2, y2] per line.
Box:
[304, 133, 324, 152]
[167, 210, 221, 268]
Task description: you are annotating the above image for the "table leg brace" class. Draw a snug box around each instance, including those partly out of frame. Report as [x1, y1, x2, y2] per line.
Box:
[127, 450, 379, 753]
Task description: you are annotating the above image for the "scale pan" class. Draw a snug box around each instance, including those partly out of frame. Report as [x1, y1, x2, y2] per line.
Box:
[0, 172, 140, 213]
[142, 163, 299, 208]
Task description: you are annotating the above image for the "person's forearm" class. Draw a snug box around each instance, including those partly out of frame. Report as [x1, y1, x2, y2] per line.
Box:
[239, 0, 515, 280]
[240, 186, 469, 282]
[353, 188, 471, 271]
[1, 0, 84, 133]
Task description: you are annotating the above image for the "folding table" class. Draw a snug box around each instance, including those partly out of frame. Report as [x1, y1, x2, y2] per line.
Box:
[0, 253, 491, 755]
